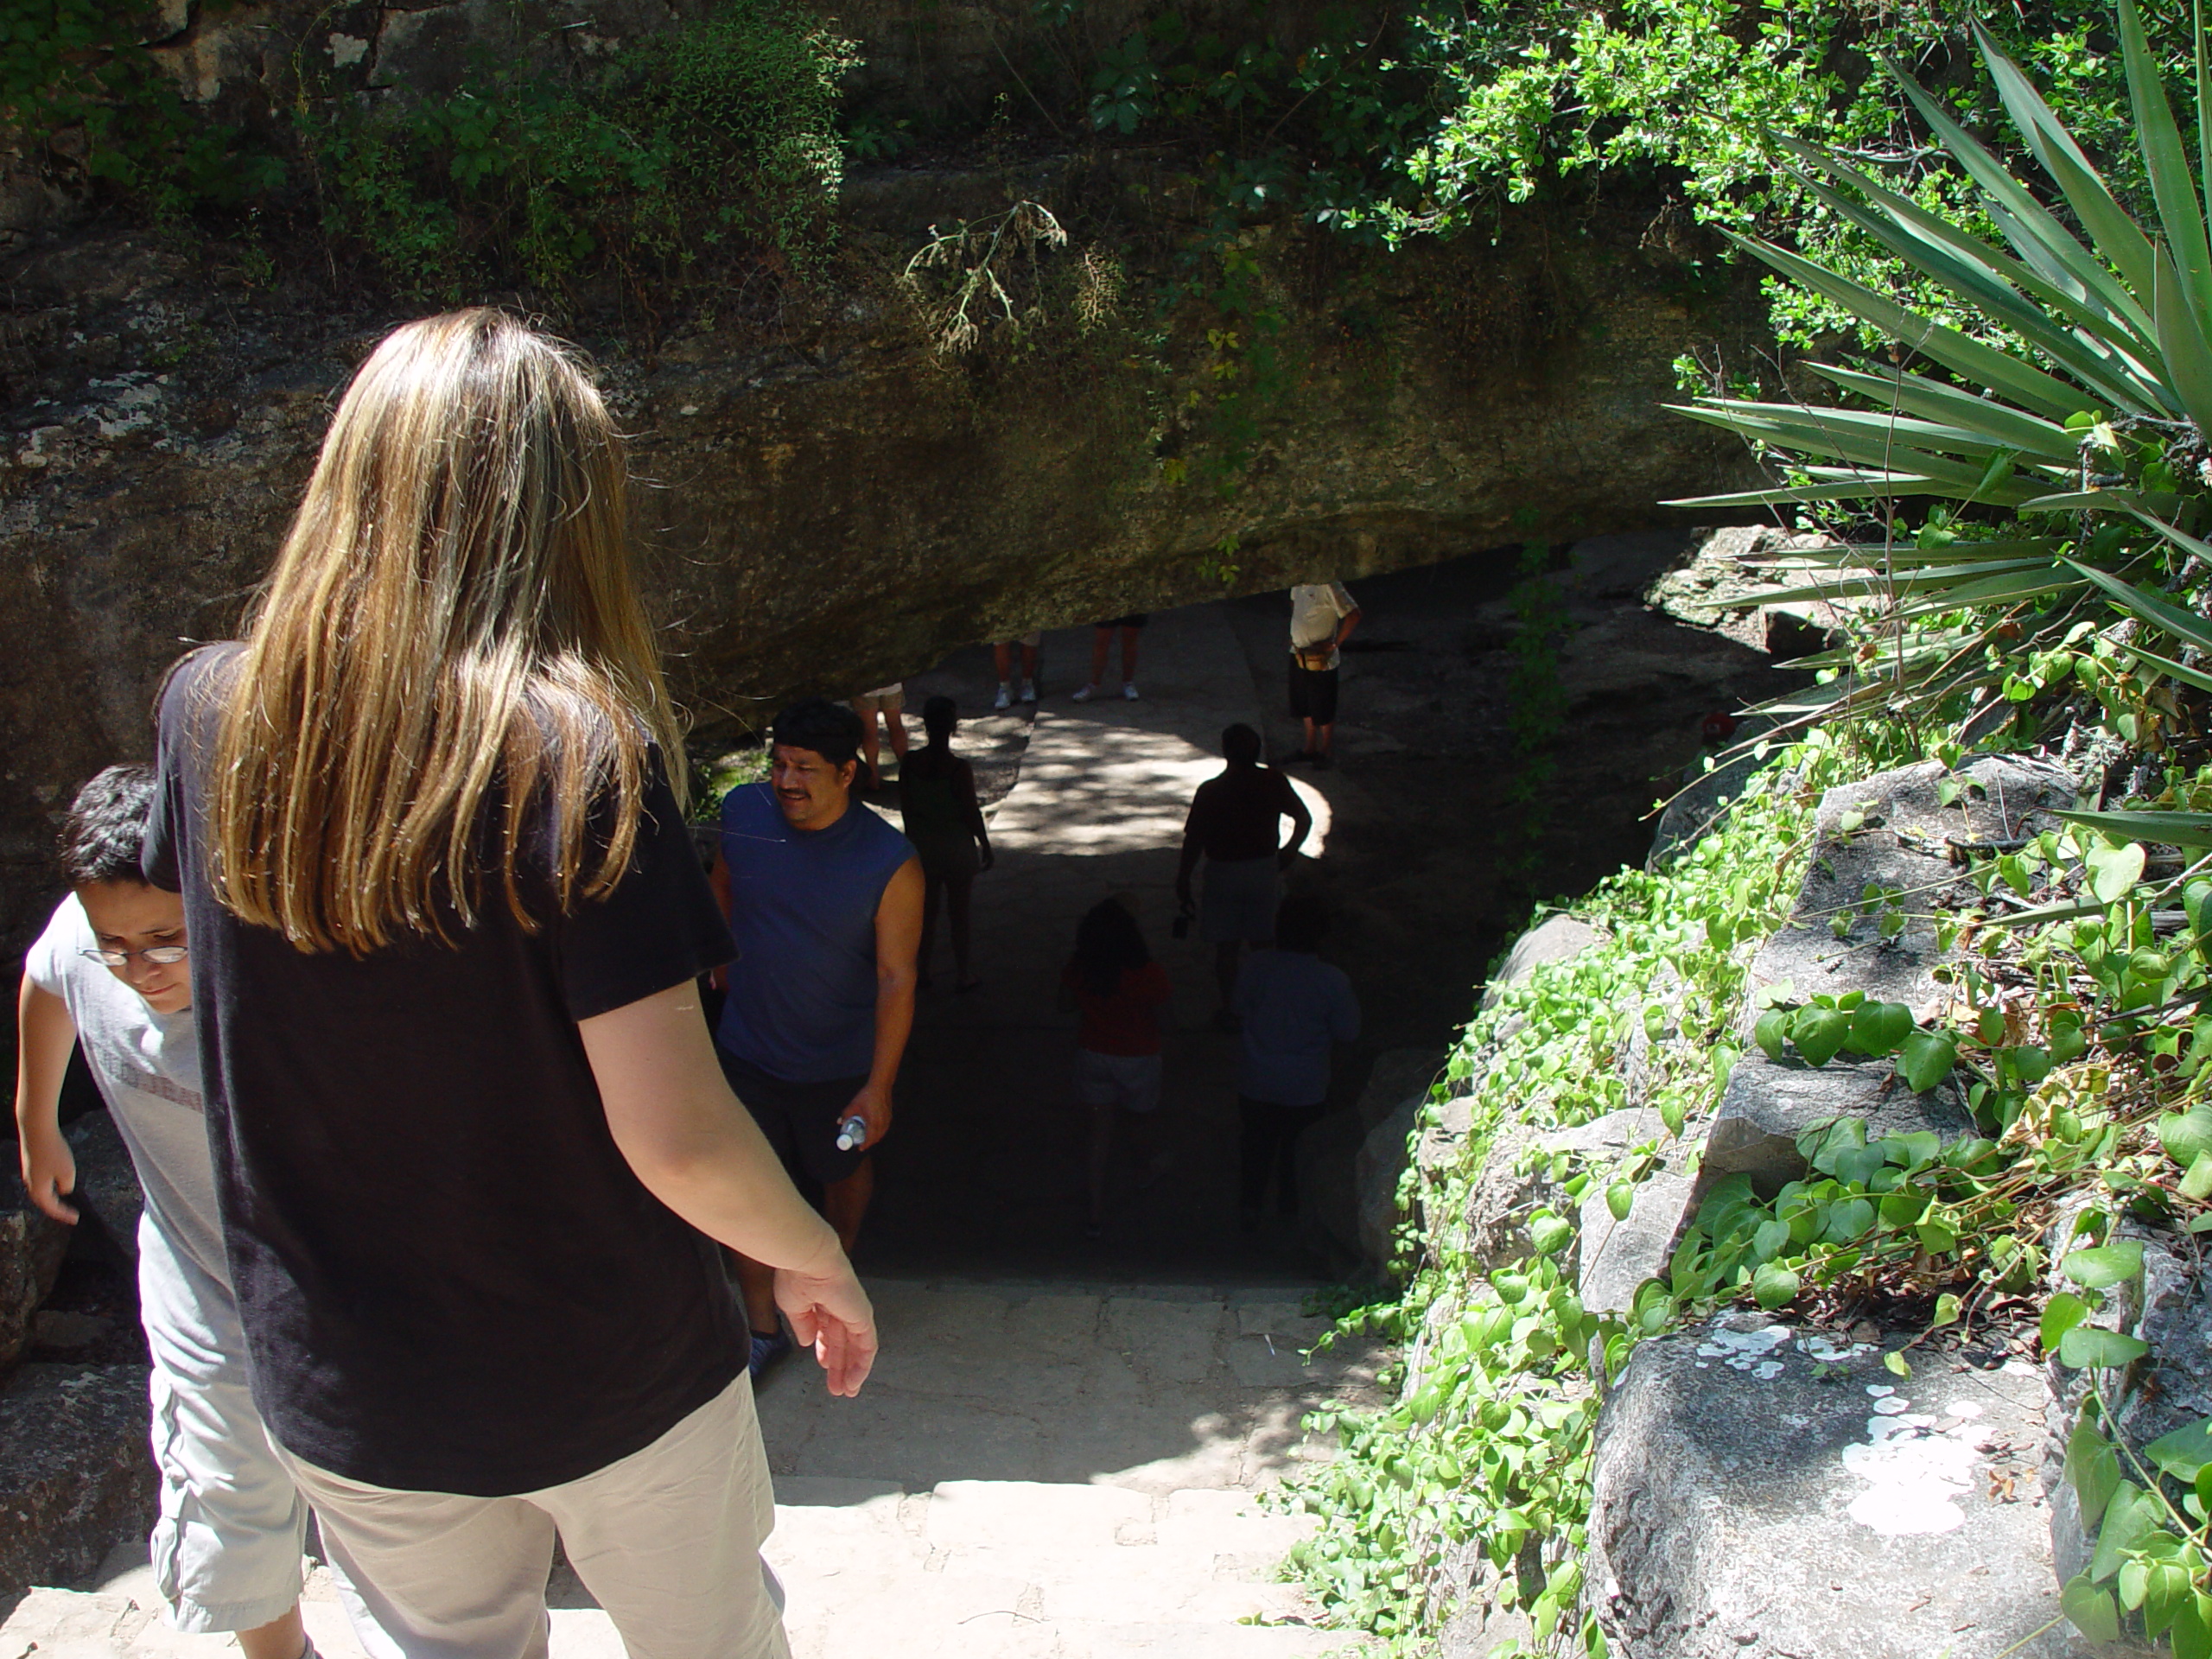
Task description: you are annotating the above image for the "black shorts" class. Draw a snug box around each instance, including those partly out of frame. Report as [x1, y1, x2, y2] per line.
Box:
[715, 1045, 871, 1192]
[1098, 613, 1149, 630]
[1288, 661, 1339, 725]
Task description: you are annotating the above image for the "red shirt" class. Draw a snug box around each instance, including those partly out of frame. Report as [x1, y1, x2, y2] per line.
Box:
[1062, 960, 1173, 1056]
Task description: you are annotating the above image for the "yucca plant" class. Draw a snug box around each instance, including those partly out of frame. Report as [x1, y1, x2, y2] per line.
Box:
[1664, 0, 2212, 769]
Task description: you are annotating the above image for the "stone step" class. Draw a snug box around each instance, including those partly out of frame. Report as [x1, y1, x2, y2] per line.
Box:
[3, 1478, 1350, 1659]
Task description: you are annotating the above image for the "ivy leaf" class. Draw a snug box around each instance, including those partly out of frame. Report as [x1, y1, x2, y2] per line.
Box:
[1932, 1292, 1962, 1327]
[1606, 1180, 1634, 1221]
[1751, 1260, 1801, 1310]
[1823, 1197, 1877, 1243]
[1847, 1000, 1916, 1055]
[2062, 1573, 2121, 1643]
[2086, 839, 2147, 903]
[2091, 1483, 2158, 1582]
[1752, 1217, 1793, 1262]
[1896, 1029, 1958, 1092]
[1884, 1349, 1911, 1377]
[2068, 1416, 2122, 1528]
[1791, 1006, 1852, 1066]
[2063, 1240, 2145, 1289]
[2145, 1418, 2212, 1483]
[1529, 1213, 1575, 1256]
[2158, 1103, 2212, 1167]
[1754, 1007, 1791, 1062]
[2041, 1292, 2091, 1353]
[2061, 1325, 2150, 1369]
[2167, 1590, 2212, 1659]
[2183, 1152, 2212, 1202]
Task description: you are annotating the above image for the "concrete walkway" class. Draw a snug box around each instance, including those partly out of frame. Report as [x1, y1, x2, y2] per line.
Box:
[0, 601, 1381, 1659]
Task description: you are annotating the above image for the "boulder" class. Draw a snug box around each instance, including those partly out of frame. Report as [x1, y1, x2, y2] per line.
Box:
[1587, 1313, 2082, 1659]
[1645, 715, 1782, 870]
[65, 1110, 143, 1268]
[1739, 754, 2075, 1027]
[0, 1363, 156, 1596]
[1459, 1108, 1669, 1276]
[1577, 1172, 1694, 1318]
[1695, 1052, 1975, 1203]
[0, 1171, 69, 1374]
[1354, 1098, 1421, 1275]
[1480, 916, 1602, 1011]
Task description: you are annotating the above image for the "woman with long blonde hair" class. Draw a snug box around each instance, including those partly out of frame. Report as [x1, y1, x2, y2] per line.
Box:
[145, 308, 870, 1659]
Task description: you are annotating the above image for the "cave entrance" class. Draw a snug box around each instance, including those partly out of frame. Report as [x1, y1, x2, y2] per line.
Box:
[855, 531, 1796, 1286]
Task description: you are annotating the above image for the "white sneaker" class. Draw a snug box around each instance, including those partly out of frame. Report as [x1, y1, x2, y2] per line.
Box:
[1071, 683, 1097, 702]
[1122, 683, 1141, 701]
[1020, 683, 1038, 703]
[993, 683, 1012, 711]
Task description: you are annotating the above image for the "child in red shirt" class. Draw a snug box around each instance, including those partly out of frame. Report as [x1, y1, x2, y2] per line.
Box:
[1058, 898, 1173, 1236]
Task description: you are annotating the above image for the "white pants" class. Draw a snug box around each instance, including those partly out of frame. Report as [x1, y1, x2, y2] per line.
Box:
[139, 1215, 310, 1633]
[278, 1373, 790, 1659]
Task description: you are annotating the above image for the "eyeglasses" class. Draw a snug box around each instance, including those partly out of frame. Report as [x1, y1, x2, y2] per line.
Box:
[79, 944, 188, 968]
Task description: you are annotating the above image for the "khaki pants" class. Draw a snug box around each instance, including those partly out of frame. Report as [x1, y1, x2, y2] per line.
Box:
[280, 1375, 790, 1659]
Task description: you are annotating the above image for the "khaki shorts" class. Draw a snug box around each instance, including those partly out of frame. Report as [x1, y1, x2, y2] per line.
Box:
[281, 1374, 788, 1659]
[852, 685, 905, 714]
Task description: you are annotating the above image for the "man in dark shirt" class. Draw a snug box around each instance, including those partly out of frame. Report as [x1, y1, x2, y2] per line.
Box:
[711, 698, 924, 1376]
[1175, 724, 1313, 1031]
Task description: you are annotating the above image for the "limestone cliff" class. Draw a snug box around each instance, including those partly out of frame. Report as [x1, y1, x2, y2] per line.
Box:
[0, 4, 1770, 960]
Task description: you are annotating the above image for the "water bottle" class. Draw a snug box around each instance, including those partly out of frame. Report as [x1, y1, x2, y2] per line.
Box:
[835, 1115, 868, 1153]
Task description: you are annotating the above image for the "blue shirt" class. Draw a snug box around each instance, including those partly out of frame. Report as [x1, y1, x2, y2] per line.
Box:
[716, 782, 915, 1082]
[1234, 950, 1361, 1107]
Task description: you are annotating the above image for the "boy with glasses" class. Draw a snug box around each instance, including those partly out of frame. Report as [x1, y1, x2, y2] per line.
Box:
[15, 766, 314, 1659]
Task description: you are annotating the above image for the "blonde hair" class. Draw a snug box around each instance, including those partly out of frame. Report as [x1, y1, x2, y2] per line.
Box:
[205, 308, 684, 955]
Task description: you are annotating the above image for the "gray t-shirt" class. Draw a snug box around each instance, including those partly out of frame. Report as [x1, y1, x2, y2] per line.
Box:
[25, 894, 226, 1287]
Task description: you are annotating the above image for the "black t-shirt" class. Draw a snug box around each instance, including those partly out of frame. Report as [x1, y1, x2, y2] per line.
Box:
[144, 645, 742, 1496]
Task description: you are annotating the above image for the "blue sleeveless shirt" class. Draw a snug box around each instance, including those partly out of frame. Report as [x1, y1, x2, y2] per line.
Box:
[715, 782, 916, 1081]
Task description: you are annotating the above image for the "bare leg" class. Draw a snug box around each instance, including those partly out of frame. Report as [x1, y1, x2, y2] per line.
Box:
[1086, 1103, 1114, 1227]
[1087, 628, 1111, 689]
[994, 643, 1014, 682]
[823, 1159, 874, 1251]
[1300, 715, 1319, 755]
[732, 1251, 778, 1333]
[1314, 721, 1334, 758]
[236, 1607, 307, 1659]
[1121, 627, 1141, 682]
[857, 707, 880, 784]
[946, 873, 977, 988]
[1022, 645, 1040, 694]
[887, 712, 909, 761]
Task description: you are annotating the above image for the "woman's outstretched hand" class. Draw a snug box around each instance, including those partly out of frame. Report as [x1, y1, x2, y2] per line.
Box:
[776, 1260, 877, 1397]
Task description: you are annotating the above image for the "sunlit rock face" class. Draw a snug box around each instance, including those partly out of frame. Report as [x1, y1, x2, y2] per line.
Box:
[0, 10, 1770, 960]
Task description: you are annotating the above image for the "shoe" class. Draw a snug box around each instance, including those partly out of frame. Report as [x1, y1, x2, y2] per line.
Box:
[747, 1326, 793, 1379]
[993, 684, 1012, 711]
[1071, 683, 1097, 702]
[1122, 683, 1141, 700]
[1020, 683, 1038, 703]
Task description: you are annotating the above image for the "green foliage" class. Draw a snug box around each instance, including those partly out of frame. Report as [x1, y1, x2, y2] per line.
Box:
[299, 1, 856, 298]
[0, 0, 281, 219]
[1280, 730, 1846, 1643]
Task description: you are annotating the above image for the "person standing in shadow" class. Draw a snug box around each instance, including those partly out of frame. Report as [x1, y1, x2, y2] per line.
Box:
[899, 696, 993, 993]
[1234, 893, 1359, 1230]
[1058, 897, 1172, 1237]
[1176, 724, 1313, 1032]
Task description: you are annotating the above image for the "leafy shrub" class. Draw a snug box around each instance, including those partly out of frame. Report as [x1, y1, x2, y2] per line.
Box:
[298, 1, 858, 298]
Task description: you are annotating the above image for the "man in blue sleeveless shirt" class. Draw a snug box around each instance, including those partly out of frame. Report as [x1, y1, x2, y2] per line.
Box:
[710, 699, 923, 1374]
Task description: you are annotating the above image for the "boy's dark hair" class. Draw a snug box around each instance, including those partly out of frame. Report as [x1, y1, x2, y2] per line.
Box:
[921, 695, 958, 743]
[772, 696, 864, 766]
[1274, 893, 1329, 953]
[62, 765, 156, 887]
[1221, 723, 1262, 766]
